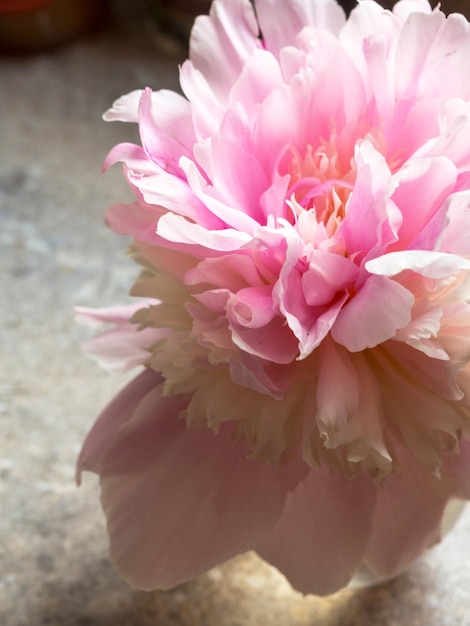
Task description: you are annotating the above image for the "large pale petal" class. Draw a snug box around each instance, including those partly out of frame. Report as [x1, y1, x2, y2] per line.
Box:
[364, 450, 449, 578]
[256, 468, 376, 595]
[77, 369, 161, 482]
[445, 439, 470, 500]
[99, 385, 291, 590]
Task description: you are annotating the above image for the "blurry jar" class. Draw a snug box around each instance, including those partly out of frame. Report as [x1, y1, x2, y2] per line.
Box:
[0, 0, 108, 54]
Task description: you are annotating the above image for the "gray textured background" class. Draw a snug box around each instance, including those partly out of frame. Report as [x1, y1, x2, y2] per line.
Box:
[1, 7, 470, 626]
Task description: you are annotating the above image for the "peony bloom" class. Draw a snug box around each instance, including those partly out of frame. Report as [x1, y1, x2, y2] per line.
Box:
[78, 0, 470, 595]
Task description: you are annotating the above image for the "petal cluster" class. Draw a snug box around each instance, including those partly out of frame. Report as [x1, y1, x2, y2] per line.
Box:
[79, 0, 470, 595]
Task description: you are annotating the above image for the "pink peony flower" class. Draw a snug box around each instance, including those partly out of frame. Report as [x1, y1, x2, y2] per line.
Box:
[78, 0, 470, 595]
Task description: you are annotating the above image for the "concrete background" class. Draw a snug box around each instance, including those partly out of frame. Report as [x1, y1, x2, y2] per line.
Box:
[1, 6, 470, 626]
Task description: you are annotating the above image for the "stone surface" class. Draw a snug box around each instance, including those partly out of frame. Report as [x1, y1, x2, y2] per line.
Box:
[1, 9, 470, 626]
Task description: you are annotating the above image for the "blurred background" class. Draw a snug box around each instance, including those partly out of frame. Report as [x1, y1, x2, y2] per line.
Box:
[1, 1, 470, 625]
[0, 0, 468, 54]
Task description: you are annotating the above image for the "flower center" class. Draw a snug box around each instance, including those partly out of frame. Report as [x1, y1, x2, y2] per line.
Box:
[281, 143, 355, 241]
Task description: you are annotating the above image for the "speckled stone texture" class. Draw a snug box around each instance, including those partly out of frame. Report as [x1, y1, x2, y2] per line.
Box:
[1, 9, 470, 626]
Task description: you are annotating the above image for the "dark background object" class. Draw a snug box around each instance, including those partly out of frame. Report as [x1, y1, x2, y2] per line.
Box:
[0, 0, 108, 53]
[338, 0, 396, 13]
[153, 0, 470, 45]
[1, 0, 468, 54]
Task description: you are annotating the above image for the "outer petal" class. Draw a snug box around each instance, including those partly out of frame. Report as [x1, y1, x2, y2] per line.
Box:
[446, 438, 470, 500]
[77, 369, 161, 482]
[75, 303, 164, 373]
[364, 449, 450, 578]
[99, 384, 291, 590]
[256, 468, 376, 595]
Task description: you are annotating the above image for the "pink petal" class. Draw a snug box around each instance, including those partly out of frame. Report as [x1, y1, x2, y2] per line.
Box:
[339, 0, 399, 82]
[256, 468, 376, 595]
[331, 275, 414, 352]
[365, 249, 470, 279]
[104, 201, 162, 244]
[301, 251, 358, 307]
[180, 155, 261, 233]
[157, 213, 251, 251]
[99, 384, 291, 590]
[227, 285, 276, 329]
[74, 303, 154, 328]
[229, 49, 283, 117]
[391, 157, 457, 250]
[438, 191, 470, 256]
[395, 11, 470, 104]
[256, 0, 345, 56]
[186, 252, 268, 292]
[179, 61, 224, 139]
[393, 0, 433, 20]
[103, 143, 150, 174]
[253, 69, 317, 176]
[138, 88, 195, 175]
[340, 141, 400, 262]
[103, 90, 142, 123]
[193, 131, 270, 225]
[75, 302, 165, 372]
[414, 100, 470, 173]
[230, 315, 299, 364]
[188, 0, 260, 107]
